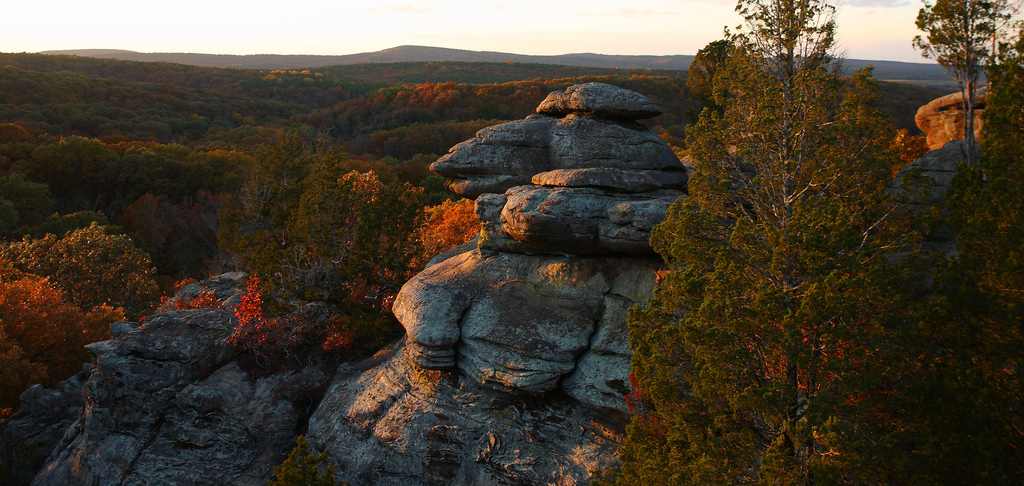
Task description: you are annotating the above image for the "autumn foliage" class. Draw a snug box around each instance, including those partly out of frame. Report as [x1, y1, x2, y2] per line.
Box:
[410, 198, 480, 270]
[0, 261, 124, 411]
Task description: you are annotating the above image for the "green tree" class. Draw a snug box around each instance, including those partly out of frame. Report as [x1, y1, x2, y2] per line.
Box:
[914, 0, 1015, 163]
[614, 0, 942, 483]
[686, 39, 732, 104]
[220, 136, 427, 307]
[0, 173, 53, 236]
[0, 224, 159, 316]
[269, 436, 342, 486]
[933, 30, 1024, 482]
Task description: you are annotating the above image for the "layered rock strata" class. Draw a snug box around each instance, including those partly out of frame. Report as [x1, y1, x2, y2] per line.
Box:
[307, 83, 684, 485]
[18, 275, 336, 486]
[398, 82, 684, 410]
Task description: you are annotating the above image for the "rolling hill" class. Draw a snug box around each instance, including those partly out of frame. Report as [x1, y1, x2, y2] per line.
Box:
[41, 45, 951, 83]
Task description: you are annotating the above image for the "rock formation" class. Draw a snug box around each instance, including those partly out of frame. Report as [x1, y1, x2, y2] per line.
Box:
[915, 88, 987, 150]
[3, 274, 336, 486]
[305, 83, 684, 484]
[2, 83, 684, 486]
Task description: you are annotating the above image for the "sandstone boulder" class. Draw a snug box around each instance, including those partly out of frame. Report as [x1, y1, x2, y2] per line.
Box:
[477, 185, 682, 255]
[531, 167, 687, 193]
[915, 89, 986, 150]
[393, 248, 658, 403]
[536, 82, 662, 119]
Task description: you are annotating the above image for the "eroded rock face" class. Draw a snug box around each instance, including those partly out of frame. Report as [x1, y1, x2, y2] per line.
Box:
[477, 186, 681, 255]
[915, 89, 986, 150]
[0, 367, 90, 486]
[307, 342, 626, 486]
[394, 249, 657, 405]
[17, 277, 333, 486]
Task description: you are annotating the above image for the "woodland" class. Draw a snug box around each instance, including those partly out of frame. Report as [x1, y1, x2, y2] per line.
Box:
[0, 0, 1021, 481]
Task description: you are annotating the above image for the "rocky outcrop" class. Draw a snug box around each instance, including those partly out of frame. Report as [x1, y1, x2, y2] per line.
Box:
[1, 275, 334, 486]
[915, 88, 986, 150]
[307, 342, 625, 486]
[400, 83, 682, 410]
[305, 83, 683, 485]
[5, 83, 682, 486]
[0, 367, 89, 485]
[431, 83, 685, 199]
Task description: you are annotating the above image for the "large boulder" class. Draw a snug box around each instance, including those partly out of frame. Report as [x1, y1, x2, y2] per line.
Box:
[476, 186, 682, 255]
[915, 89, 986, 150]
[430, 89, 683, 200]
[25, 278, 334, 486]
[393, 248, 657, 408]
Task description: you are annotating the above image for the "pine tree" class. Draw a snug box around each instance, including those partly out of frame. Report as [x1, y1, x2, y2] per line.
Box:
[914, 0, 1015, 164]
[613, 0, 940, 483]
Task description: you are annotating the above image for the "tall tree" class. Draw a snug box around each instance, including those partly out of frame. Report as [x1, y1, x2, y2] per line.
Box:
[613, 0, 938, 483]
[914, 0, 1015, 163]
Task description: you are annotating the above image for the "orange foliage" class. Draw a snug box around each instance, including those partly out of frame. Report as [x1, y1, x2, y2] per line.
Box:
[159, 288, 220, 311]
[0, 268, 124, 408]
[411, 198, 480, 269]
[890, 128, 929, 174]
[0, 122, 32, 143]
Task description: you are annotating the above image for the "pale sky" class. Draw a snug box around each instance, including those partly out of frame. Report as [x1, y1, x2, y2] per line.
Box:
[1, 0, 931, 62]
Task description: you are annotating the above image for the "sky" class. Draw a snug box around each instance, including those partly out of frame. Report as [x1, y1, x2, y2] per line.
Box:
[1, 0, 932, 63]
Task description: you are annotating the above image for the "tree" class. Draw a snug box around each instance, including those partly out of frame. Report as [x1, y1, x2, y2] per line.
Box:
[686, 39, 732, 104]
[934, 29, 1024, 481]
[0, 269, 124, 410]
[220, 137, 428, 307]
[0, 173, 53, 237]
[0, 224, 159, 316]
[269, 436, 342, 486]
[914, 0, 1015, 164]
[614, 0, 940, 483]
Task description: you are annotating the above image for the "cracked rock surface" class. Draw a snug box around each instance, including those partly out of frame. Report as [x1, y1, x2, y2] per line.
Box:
[8, 277, 334, 486]
[307, 342, 626, 486]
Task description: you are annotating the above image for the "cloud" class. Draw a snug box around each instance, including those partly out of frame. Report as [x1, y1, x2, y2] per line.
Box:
[580, 8, 682, 18]
[372, 3, 431, 15]
[841, 0, 912, 8]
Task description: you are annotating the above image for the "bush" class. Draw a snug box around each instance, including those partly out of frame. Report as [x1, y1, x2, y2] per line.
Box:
[0, 224, 159, 316]
[269, 436, 342, 486]
[409, 198, 480, 270]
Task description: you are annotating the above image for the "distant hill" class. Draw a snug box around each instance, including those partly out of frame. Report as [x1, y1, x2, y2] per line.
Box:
[40, 45, 952, 83]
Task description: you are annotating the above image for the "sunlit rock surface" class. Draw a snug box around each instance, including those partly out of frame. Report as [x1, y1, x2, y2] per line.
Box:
[308, 342, 625, 486]
[915, 88, 986, 150]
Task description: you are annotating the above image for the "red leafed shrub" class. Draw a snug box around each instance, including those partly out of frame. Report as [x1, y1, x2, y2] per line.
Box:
[235, 276, 265, 326]
[227, 275, 401, 368]
[624, 372, 646, 415]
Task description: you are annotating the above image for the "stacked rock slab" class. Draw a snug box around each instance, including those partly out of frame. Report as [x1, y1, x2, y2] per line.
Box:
[405, 82, 685, 409]
[306, 83, 684, 485]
